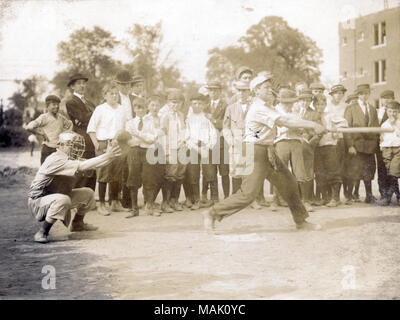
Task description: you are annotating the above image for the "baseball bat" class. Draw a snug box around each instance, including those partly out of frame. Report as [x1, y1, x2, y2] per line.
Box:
[328, 127, 394, 133]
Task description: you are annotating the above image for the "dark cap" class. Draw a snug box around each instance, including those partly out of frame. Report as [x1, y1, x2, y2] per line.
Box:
[356, 84, 371, 94]
[115, 70, 134, 84]
[380, 90, 395, 100]
[45, 95, 61, 104]
[329, 84, 347, 95]
[67, 73, 88, 87]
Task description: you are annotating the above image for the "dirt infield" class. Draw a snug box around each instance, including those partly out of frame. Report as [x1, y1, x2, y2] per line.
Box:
[1, 148, 400, 299]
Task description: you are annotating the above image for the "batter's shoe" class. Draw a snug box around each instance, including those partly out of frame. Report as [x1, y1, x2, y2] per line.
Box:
[34, 230, 49, 243]
[296, 221, 322, 231]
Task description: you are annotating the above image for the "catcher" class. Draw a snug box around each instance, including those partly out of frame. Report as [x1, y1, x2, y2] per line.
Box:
[28, 132, 122, 243]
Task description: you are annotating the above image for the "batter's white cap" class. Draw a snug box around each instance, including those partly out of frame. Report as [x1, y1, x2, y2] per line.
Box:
[250, 72, 273, 92]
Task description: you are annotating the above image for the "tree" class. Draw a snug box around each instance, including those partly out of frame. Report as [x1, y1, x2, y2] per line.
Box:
[8, 76, 47, 112]
[125, 22, 182, 94]
[53, 26, 121, 104]
[206, 16, 323, 90]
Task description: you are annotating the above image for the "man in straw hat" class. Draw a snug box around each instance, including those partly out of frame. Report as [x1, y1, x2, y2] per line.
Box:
[202, 72, 326, 232]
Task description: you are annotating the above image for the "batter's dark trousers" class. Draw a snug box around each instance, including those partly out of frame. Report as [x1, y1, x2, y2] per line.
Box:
[212, 144, 309, 225]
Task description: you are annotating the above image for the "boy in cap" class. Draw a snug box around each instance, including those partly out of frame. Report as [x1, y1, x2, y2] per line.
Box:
[125, 98, 162, 217]
[310, 82, 325, 96]
[344, 84, 379, 203]
[223, 81, 252, 195]
[324, 84, 350, 205]
[314, 87, 348, 207]
[28, 131, 122, 243]
[26, 95, 73, 164]
[202, 72, 326, 232]
[274, 89, 310, 207]
[203, 81, 230, 202]
[185, 94, 218, 210]
[160, 91, 187, 212]
[87, 83, 128, 216]
[379, 100, 400, 205]
[376, 90, 400, 204]
[296, 89, 322, 211]
[66, 73, 97, 190]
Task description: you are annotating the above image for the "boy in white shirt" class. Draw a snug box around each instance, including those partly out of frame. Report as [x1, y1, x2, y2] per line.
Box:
[379, 100, 400, 205]
[125, 98, 163, 217]
[185, 94, 218, 210]
[160, 91, 187, 212]
[87, 83, 128, 216]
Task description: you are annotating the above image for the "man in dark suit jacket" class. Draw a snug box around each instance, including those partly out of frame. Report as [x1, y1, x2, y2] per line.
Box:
[203, 81, 230, 201]
[65, 73, 96, 191]
[376, 90, 400, 204]
[344, 84, 379, 203]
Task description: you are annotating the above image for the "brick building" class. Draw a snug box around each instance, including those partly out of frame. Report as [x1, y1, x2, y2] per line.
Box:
[339, 6, 400, 107]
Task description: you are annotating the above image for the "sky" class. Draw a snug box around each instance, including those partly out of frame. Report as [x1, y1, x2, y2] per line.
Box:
[0, 0, 396, 105]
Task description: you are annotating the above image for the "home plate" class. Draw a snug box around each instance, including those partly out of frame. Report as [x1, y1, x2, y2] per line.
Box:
[214, 233, 264, 242]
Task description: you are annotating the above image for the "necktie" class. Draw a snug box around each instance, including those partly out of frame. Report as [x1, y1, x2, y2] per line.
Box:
[364, 103, 370, 126]
[138, 118, 143, 131]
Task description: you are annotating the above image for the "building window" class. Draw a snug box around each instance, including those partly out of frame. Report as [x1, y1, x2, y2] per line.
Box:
[342, 36, 348, 46]
[359, 67, 364, 76]
[358, 31, 365, 42]
[374, 60, 386, 83]
[374, 22, 386, 46]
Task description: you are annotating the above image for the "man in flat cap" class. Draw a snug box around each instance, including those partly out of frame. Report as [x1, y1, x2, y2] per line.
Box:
[131, 75, 145, 99]
[202, 72, 326, 232]
[376, 90, 400, 205]
[344, 84, 379, 203]
[25, 95, 73, 164]
[203, 81, 230, 202]
[65, 73, 97, 190]
[114, 70, 136, 209]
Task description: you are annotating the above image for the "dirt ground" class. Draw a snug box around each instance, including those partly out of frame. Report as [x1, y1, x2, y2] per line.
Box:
[1, 147, 400, 300]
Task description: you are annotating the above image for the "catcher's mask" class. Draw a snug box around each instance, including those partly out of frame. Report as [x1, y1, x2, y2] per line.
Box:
[57, 132, 85, 160]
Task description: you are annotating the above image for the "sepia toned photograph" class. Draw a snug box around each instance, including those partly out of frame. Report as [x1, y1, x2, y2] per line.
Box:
[0, 0, 400, 302]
